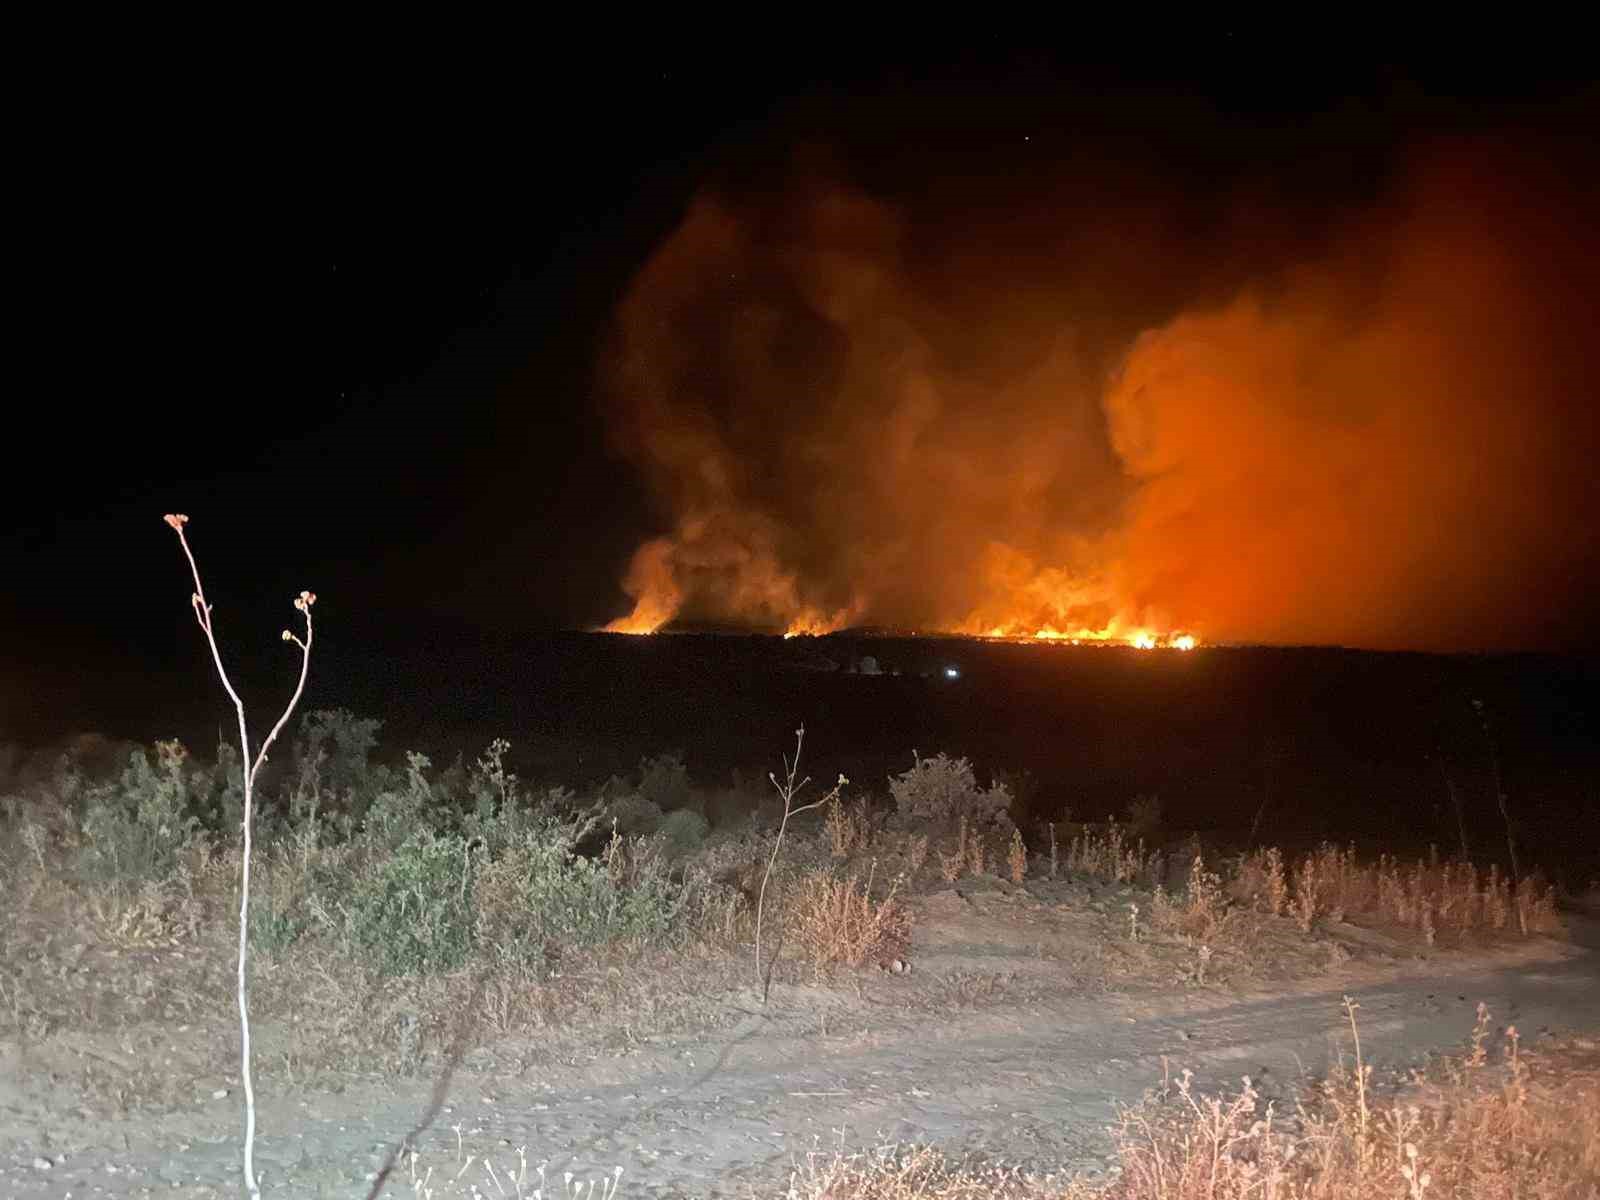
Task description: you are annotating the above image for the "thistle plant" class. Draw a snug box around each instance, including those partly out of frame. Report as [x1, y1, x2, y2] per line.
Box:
[164, 514, 314, 1199]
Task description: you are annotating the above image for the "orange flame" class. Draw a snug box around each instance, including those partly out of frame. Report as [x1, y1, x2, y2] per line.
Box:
[970, 622, 1200, 650]
[602, 538, 679, 634]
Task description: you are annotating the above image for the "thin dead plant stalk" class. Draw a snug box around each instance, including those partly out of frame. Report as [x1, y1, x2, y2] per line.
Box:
[755, 725, 846, 998]
[165, 514, 314, 1200]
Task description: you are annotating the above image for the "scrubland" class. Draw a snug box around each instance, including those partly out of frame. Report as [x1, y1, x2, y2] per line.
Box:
[1, 716, 1592, 1196]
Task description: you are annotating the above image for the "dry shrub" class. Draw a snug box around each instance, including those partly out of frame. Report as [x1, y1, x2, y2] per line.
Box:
[1112, 1068, 1297, 1197]
[1107, 999, 1600, 1199]
[1151, 854, 1234, 947]
[1008, 828, 1027, 883]
[787, 867, 911, 977]
[1231, 847, 1287, 917]
[789, 1144, 1064, 1198]
[888, 752, 1010, 827]
[1234, 842, 1562, 941]
[1062, 820, 1161, 886]
[791, 1004, 1600, 1199]
[938, 816, 969, 882]
[904, 833, 930, 875]
[967, 828, 988, 877]
[825, 792, 873, 859]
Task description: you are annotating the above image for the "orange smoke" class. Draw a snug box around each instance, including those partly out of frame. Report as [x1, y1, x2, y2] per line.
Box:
[1104, 145, 1599, 650]
[601, 138, 1599, 651]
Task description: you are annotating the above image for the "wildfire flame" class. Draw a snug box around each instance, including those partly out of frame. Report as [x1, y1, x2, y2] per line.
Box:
[606, 538, 1201, 649]
[973, 622, 1198, 650]
[601, 538, 680, 634]
[781, 605, 859, 638]
[592, 142, 1600, 657]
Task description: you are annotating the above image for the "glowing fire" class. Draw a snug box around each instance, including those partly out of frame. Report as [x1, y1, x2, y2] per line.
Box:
[604, 616, 661, 635]
[603, 534, 1200, 647]
[980, 626, 1198, 650]
[966, 612, 1200, 650]
[781, 604, 861, 638]
[602, 538, 680, 634]
[611, 592, 1201, 648]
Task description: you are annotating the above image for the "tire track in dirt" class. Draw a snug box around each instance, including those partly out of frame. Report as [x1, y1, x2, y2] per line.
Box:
[6, 935, 1596, 1197]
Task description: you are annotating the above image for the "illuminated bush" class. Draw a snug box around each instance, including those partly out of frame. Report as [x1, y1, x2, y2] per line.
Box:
[349, 831, 477, 976]
[888, 752, 1011, 829]
[289, 708, 383, 826]
[657, 807, 709, 855]
[78, 741, 201, 883]
[786, 867, 911, 977]
[473, 824, 688, 974]
[361, 752, 444, 849]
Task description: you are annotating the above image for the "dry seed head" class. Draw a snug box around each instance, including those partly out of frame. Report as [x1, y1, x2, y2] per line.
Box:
[163, 513, 189, 530]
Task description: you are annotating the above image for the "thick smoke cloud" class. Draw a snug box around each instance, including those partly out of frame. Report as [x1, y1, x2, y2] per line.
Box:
[603, 139, 1599, 650]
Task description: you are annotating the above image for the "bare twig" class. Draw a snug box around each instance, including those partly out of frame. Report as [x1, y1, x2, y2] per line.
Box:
[165, 514, 314, 1199]
[754, 725, 845, 998]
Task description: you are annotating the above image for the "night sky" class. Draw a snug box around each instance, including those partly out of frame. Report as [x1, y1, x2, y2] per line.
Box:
[6, 44, 1599, 742]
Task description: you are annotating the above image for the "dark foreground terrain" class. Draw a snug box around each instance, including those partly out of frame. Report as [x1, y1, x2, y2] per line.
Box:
[13, 633, 1598, 882]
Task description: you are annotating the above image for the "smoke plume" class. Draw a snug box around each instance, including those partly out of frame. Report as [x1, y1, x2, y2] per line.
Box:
[602, 138, 1599, 650]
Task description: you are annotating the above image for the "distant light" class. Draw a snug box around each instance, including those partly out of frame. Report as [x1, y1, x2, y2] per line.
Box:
[944, 665, 961, 679]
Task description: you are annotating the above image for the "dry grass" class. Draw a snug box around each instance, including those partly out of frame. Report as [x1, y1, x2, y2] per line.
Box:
[1062, 822, 1162, 887]
[1149, 854, 1236, 949]
[789, 1145, 1059, 1198]
[1234, 843, 1562, 942]
[1008, 829, 1028, 884]
[787, 866, 913, 977]
[1103, 1000, 1600, 1199]
[788, 1002, 1600, 1199]
[825, 791, 874, 860]
[938, 816, 971, 882]
[0, 811, 753, 1103]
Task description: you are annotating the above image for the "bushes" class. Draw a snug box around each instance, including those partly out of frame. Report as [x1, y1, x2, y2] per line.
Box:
[362, 752, 444, 850]
[658, 808, 709, 856]
[889, 752, 1011, 829]
[52, 730, 722, 981]
[349, 832, 478, 976]
[1232, 842, 1563, 940]
[787, 867, 911, 977]
[1061, 820, 1163, 886]
[473, 824, 691, 974]
[790, 1006, 1600, 1199]
[346, 815, 696, 979]
[294, 709, 381, 803]
[636, 751, 693, 813]
[79, 741, 201, 883]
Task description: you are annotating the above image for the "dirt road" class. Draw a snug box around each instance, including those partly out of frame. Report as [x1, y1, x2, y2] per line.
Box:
[4, 920, 1597, 1198]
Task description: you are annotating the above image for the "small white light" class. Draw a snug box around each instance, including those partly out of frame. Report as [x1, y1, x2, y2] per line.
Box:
[944, 666, 960, 679]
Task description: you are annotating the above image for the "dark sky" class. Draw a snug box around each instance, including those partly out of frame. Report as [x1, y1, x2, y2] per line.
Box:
[6, 43, 1599, 739]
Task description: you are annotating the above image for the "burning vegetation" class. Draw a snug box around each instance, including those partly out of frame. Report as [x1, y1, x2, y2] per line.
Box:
[600, 139, 1598, 652]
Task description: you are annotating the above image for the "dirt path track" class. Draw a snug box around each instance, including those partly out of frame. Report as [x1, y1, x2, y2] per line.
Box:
[4, 927, 1597, 1198]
